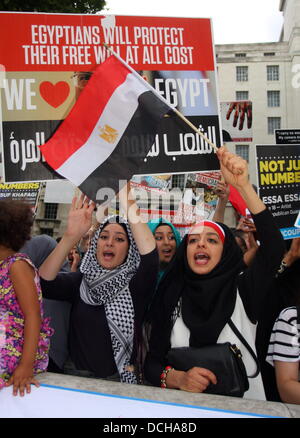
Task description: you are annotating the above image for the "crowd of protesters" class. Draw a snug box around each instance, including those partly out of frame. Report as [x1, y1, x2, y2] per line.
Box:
[1, 146, 300, 404]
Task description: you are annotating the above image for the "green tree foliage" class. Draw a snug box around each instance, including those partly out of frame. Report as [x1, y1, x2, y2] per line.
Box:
[0, 0, 107, 14]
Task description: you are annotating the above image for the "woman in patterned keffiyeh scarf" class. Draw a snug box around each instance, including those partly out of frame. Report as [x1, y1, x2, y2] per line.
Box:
[39, 183, 158, 384]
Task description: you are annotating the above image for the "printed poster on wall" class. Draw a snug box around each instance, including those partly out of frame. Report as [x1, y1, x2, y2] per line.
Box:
[256, 144, 300, 240]
[220, 101, 253, 143]
[0, 12, 221, 183]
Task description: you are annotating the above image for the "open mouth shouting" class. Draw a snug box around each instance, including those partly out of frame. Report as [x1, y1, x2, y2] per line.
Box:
[97, 223, 129, 270]
[161, 248, 174, 259]
[102, 250, 115, 262]
[194, 252, 210, 265]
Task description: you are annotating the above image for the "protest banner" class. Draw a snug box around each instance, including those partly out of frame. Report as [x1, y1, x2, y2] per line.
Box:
[0, 181, 42, 213]
[256, 144, 300, 239]
[0, 12, 221, 184]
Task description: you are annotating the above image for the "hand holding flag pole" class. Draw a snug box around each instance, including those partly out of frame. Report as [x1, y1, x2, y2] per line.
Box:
[103, 43, 218, 154]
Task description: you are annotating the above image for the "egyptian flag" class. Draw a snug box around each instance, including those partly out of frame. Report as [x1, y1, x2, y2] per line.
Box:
[40, 55, 170, 203]
[229, 184, 247, 216]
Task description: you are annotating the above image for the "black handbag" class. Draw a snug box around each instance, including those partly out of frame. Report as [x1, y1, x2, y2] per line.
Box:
[167, 319, 260, 398]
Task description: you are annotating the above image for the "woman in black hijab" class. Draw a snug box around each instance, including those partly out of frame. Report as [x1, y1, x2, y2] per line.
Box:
[144, 146, 285, 400]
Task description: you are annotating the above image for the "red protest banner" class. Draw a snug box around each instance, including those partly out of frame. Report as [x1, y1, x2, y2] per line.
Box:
[0, 13, 214, 72]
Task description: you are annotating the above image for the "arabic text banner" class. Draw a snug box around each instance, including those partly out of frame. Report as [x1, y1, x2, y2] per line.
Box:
[0, 12, 221, 183]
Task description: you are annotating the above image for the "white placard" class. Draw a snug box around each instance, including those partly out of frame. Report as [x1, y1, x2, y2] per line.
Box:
[44, 180, 76, 204]
[0, 384, 273, 418]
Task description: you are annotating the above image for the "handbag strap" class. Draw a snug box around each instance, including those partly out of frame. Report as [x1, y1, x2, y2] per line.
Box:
[228, 319, 260, 378]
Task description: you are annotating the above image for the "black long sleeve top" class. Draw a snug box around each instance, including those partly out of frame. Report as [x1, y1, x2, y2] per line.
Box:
[41, 248, 158, 377]
[144, 208, 285, 387]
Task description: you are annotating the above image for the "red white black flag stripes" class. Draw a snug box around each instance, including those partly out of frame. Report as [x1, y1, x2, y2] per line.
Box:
[39, 55, 170, 203]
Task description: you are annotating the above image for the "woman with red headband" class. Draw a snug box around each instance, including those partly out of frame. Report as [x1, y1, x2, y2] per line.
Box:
[144, 146, 285, 400]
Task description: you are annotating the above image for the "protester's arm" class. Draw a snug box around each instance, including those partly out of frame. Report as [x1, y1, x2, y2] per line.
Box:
[282, 238, 300, 268]
[165, 367, 217, 392]
[212, 181, 230, 223]
[144, 304, 217, 393]
[130, 249, 159, 312]
[217, 146, 265, 215]
[7, 261, 41, 396]
[236, 218, 259, 266]
[39, 194, 95, 280]
[40, 272, 81, 302]
[243, 231, 259, 266]
[118, 183, 156, 255]
[217, 146, 284, 268]
[274, 361, 300, 404]
[144, 350, 216, 392]
[217, 146, 285, 320]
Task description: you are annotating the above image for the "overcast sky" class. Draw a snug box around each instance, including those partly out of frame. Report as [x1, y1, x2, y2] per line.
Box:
[104, 0, 284, 44]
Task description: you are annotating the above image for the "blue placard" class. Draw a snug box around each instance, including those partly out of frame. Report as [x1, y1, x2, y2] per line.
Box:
[280, 226, 300, 240]
[295, 211, 300, 228]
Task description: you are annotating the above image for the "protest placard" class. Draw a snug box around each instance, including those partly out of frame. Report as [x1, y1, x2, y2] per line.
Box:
[0, 12, 221, 183]
[256, 144, 300, 239]
[0, 181, 42, 213]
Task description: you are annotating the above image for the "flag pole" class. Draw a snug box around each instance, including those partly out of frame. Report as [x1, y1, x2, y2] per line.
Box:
[103, 43, 219, 153]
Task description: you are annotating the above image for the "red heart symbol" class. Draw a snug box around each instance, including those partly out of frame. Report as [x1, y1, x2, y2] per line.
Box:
[39, 81, 70, 108]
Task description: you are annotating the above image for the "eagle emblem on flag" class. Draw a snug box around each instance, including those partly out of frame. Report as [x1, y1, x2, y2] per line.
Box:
[99, 124, 119, 143]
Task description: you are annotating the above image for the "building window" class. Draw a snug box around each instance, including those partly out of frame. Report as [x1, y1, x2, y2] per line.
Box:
[235, 145, 249, 162]
[236, 91, 249, 101]
[268, 117, 281, 135]
[236, 66, 248, 82]
[235, 53, 246, 58]
[264, 52, 275, 57]
[267, 65, 279, 81]
[267, 90, 280, 107]
[44, 203, 58, 219]
[39, 228, 53, 237]
[171, 174, 186, 190]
